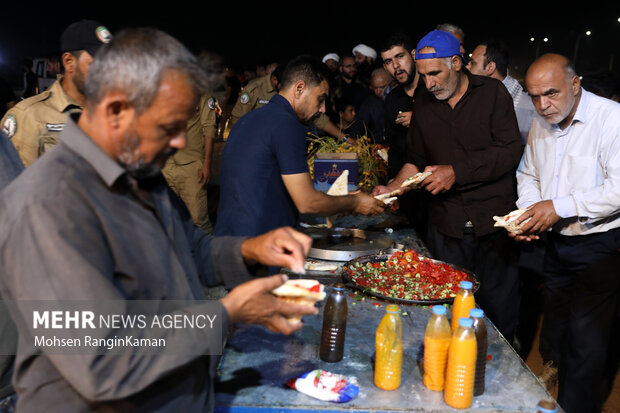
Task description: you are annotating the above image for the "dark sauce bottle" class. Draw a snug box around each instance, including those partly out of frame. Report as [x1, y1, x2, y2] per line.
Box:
[470, 308, 488, 396]
[319, 284, 348, 362]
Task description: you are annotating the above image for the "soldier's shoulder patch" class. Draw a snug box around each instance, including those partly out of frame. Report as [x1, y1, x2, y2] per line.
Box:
[2, 114, 17, 138]
[240, 92, 250, 104]
[96, 26, 112, 44]
[207, 97, 217, 110]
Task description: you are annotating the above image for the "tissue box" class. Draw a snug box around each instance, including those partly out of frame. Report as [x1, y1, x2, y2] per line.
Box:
[313, 152, 358, 192]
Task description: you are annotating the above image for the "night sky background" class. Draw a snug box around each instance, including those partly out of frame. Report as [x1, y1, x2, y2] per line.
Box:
[1, 2, 618, 89]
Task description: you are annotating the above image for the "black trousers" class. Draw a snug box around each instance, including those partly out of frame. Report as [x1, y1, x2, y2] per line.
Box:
[540, 228, 620, 413]
[426, 224, 520, 344]
[515, 233, 547, 360]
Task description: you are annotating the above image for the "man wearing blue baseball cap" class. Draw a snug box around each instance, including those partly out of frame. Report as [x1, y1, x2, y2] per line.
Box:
[373, 29, 523, 345]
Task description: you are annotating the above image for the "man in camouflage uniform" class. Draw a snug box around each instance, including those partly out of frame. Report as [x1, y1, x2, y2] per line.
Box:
[1, 20, 111, 167]
[228, 66, 282, 128]
[162, 93, 220, 234]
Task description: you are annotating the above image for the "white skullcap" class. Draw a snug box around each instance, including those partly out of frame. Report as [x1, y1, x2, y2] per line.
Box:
[352, 44, 377, 59]
[322, 53, 340, 63]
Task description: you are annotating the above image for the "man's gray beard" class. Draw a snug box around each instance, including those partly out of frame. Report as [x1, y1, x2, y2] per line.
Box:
[121, 159, 162, 180]
[116, 134, 162, 180]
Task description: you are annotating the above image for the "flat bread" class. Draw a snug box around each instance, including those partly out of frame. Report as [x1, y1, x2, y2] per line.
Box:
[271, 279, 326, 323]
[326, 170, 349, 228]
[374, 188, 403, 201]
[299, 222, 328, 229]
[304, 259, 339, 272]
[376, 148, 388, 163]
[493, 209, 530, 233]
[381, 196, 398, 204]
[401, 171, 432, 188]
[327, 170, 349, 196]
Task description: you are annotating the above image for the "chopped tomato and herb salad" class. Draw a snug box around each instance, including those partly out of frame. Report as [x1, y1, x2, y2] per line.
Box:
[342, 249, 475, 302]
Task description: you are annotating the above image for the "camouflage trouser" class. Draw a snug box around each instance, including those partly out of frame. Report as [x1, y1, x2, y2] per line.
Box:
[0, 393, 16, 413]
[162, 160, 213, 234]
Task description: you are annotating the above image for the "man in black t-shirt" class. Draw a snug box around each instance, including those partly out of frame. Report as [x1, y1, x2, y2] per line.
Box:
[379, 32, 429, 241]
[379, 32, 419, 179]
[331, 53, 370, 112]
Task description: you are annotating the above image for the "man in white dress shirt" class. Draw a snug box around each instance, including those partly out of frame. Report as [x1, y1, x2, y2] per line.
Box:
[466, 39, 536, 145]
[512, 53, 620, 413]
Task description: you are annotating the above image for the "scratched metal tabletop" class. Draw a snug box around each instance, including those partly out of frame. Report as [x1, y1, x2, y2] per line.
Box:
[214, 284, 558, 412]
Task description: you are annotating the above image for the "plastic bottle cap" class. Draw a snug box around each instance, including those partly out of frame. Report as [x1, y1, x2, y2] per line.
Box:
[537, 400, 558, 413]
[460, 281, 473, 289]
[458, 317, 473, 328]
[431, 305, 447, 315]
[469, 308, 484, 318]
[386, 304, 400, 313]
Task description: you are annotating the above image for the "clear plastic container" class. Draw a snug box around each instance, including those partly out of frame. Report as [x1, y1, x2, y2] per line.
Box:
[451, 281, 475, 332]
[374, 304, 402, 390]
[423, 305, 452, 391]
[319, 284, 348, 362]
[444, 317, 477, 409]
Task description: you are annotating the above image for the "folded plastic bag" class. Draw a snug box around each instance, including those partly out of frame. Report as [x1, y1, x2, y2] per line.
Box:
[287, 369, 359, 403]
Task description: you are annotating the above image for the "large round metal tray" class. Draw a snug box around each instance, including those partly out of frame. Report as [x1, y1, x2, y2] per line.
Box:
[341, 253, 480, 305]
[303, 227, 394, 261]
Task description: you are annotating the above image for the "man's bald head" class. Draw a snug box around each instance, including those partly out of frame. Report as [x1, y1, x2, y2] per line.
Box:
[527, 53, 576, 85]
[525, 53, 581, 129]
[370, 67, 391, 98]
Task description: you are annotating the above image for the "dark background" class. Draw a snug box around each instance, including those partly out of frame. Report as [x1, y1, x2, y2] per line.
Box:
[1, 3, 618, 89]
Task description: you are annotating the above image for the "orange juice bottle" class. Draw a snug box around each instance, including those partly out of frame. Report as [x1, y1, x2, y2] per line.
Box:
[374, 304, 402, 390]
[444, 317, 477, 409]
[451, 281, 475, 332]
[423, 305, 451, 391]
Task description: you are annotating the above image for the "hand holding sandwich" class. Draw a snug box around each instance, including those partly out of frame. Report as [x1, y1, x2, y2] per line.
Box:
[508, 200, 560, 242]
[221, 274, 319, 335]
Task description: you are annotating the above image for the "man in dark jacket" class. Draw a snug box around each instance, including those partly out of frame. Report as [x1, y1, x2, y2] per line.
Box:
[373, 30, 523, 344]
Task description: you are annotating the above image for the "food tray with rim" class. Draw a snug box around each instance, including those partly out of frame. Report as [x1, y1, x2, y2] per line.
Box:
[340, 252, 480, 305]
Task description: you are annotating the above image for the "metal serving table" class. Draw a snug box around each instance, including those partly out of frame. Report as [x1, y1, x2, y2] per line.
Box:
[214, 284, 557, 412]
[214, 212, 560, 412]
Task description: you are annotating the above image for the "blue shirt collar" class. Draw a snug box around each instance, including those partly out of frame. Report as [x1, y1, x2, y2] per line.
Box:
[269, 94, 299, 118]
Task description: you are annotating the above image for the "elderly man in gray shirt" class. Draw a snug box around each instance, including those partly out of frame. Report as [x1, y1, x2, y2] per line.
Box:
[0, 28, 317, 412]
[0, 131, 22, 411]
[0, 130, 23, 188]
